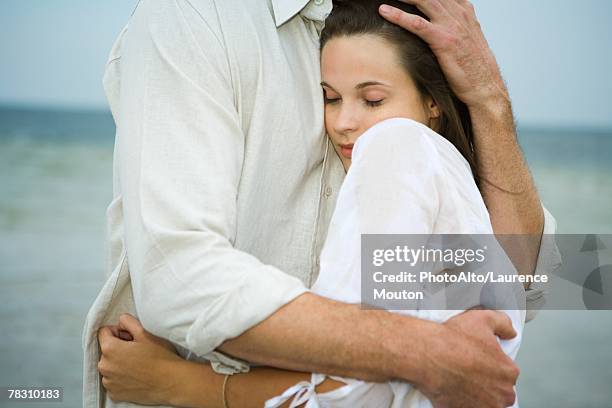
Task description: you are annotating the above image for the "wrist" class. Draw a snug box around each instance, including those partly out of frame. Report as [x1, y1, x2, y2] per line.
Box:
[464, 66, 511, 112]
[414, 323, 457, 396]
[167, 360, 223, 408]
[165, 360, 195, 408]
[382, 315, 442, 385]
[468, 94, 514, 131]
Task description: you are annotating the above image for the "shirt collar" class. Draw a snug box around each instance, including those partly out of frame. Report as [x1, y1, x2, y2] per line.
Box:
[271, 0, 331, 27]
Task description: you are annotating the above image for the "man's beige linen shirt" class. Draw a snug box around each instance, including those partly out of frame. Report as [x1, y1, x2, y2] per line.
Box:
[82, 0, 560, 406]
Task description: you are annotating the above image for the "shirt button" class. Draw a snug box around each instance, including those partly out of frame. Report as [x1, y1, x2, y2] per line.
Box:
[323, 186, 333, 198]
[314, 0, 324, 5]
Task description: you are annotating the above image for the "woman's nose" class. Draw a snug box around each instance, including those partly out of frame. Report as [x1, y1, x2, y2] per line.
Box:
[334, 105, 359, 136]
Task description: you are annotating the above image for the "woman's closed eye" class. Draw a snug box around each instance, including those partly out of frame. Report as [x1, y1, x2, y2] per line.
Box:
[365, 98, 384, 108]
[361, 89, 386, 108]
[324, 95, 341, 105]
[322, 94, 384, 107]
[322, 88, 384, 107]
[323, 90, 341, 105]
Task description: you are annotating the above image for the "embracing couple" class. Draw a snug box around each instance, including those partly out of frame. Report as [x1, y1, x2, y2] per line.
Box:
[83, 0, 559, 407]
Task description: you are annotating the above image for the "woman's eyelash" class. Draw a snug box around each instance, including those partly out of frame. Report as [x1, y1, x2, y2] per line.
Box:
[324, 96, 340, 104]
[322, 96, 383, 106]
[366, 99, 383, 107]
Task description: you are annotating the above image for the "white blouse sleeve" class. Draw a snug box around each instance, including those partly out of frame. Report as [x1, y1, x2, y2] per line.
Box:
[275, 119, 450, 408]
[350, 118, 445, 236]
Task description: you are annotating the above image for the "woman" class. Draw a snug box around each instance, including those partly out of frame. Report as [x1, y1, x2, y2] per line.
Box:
[98, 1, 524, 406]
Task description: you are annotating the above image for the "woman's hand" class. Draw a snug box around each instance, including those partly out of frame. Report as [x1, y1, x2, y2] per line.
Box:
[97, 314, 187, 406]
[96, 314, 343, 408]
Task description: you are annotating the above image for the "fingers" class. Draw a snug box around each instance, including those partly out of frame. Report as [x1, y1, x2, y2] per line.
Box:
[379, 5, 440, 45]
[451, 309, 517, 343]
[400, 0, 473, 19]
[489, 311, 517, 340]
[108, 325, 120, 337]
[379, 0, 479, 52]
[98, 355, 112, 378]
[98, 326, 121, 355]
[462, 309, 517, 340]
[98, 326, 119, 352]
[117, 313, 144, 340]
[101, 375, 111, 389]
[103, 324, 134, 341]
[393, 0, 448, 21]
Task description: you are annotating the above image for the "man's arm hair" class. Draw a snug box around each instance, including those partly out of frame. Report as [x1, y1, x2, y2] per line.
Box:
[218, 292, 433, 382]
[470, 102, 544, 282]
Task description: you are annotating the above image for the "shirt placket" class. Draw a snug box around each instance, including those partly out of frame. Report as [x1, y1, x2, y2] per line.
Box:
[309, 138, 345, 286]
[299, 0, 336, 287]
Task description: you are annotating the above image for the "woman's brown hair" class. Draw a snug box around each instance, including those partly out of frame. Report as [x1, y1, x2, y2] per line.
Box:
[320, 0, 479, 185]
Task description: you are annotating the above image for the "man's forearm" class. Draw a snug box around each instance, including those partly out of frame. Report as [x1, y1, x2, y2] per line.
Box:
[216, 294, 521, 407]
[470, 98, 544, 279]
[217, 292, 436, 383]
[378, 0, 544, 276]
[471, 99, 543, 233]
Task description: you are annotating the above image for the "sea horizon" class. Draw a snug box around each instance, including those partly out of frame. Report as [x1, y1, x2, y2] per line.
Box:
[2, 104, 611, 138]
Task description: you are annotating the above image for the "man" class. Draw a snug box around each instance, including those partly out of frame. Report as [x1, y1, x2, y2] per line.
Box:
[84, 1, 559, 407]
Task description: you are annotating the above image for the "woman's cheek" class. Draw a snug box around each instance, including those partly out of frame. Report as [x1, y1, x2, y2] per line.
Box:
[364, 110, 391, 131]
[324, 106, 336, 136]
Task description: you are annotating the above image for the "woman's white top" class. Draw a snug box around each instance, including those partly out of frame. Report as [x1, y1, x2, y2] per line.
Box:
[265, 118, 525, 408]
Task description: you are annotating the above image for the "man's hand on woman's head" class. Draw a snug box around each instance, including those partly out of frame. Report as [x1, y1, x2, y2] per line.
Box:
[379, 0, 509, 111]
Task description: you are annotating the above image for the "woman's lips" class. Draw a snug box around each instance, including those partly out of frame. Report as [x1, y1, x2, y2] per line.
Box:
[339, 143, 354, 159]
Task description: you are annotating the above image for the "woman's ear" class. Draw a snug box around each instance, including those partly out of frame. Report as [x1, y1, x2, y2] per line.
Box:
[424, 96, 441, 131]
[426, 96, 440, 120]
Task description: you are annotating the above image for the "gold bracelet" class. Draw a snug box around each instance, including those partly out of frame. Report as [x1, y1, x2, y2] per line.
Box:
[222, 374, 230, 408]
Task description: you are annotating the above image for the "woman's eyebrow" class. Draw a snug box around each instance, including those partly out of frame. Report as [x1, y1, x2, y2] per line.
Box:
[355, 81, 391, 89]
[320, 81, 337, 91]
[320, 81, 391, 91]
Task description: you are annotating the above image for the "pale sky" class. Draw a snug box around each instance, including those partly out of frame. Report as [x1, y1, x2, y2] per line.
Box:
[1, 0, 611, 129]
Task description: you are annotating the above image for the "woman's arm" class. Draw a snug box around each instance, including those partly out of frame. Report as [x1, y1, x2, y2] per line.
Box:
[100, 312, 518, 408]
[97, 314, 346, 408]
[170, 361, 345, 408]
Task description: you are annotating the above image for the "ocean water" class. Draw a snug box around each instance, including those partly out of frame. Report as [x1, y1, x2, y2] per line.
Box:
[0, 107, 611, 407]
